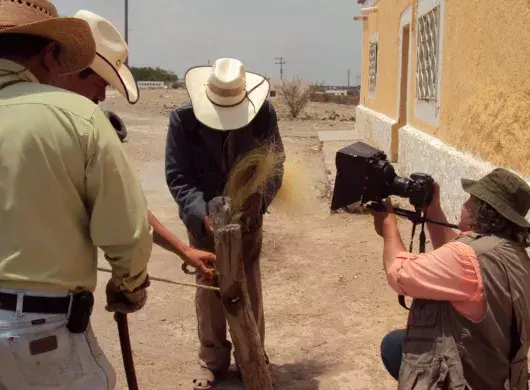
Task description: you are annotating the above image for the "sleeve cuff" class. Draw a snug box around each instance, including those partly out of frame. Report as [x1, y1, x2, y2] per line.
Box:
[114, 268, 148, 292]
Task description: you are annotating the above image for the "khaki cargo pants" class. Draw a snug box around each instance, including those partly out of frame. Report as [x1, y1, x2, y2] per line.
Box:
[187, 216, 265, 376]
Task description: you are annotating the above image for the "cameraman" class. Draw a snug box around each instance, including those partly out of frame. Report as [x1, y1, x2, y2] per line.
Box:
[371, 168, 530, 389]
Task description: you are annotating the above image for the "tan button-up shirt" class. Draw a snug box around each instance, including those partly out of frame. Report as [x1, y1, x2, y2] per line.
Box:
[0, 59, 152, 293]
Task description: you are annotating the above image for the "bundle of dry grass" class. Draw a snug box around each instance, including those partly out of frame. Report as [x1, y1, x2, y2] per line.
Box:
[224, 143, 309, 219]
[224, 143, 284, 218]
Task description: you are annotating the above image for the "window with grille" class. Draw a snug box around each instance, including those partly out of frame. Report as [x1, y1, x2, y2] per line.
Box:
[416, 6, 440, 101]
[368, 39, 378, 94]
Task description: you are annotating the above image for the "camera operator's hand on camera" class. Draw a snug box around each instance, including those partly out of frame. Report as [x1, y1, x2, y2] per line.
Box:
[371, 198, 397, 237]
[426, 181, 442, 211]
[105, 276, 150, 314]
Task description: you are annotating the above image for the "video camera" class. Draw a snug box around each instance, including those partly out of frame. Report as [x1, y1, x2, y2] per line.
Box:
[330, 142, 459, 312]
[330, 141, 434, 211]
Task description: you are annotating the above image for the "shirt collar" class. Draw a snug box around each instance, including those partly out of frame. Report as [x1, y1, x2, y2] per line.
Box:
[0, 58, 40, 89]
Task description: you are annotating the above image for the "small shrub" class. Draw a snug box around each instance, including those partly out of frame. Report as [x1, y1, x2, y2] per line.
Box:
[277, 77, 310, 119]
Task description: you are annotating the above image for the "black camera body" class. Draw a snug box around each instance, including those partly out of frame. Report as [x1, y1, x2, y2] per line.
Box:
[330, 141, 434, 211]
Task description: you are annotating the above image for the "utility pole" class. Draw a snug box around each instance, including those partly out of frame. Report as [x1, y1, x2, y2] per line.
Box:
[124, 0, 129, 65]
[348, 69, 351, 87]
[275, 57, 285, 80]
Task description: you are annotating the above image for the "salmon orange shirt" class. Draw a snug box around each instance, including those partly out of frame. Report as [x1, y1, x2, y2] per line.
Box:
[387, 234, 486, 322]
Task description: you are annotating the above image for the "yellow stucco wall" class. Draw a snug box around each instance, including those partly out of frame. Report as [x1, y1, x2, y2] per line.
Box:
[360, 0, 412, 120]
[434, 0, 530, 175]
[360, 0, 530, 175]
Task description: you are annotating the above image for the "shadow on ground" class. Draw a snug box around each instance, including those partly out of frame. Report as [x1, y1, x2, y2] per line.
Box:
[215, 358, 327, 390]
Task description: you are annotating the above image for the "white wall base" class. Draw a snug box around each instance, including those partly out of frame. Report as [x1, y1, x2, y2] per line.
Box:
[355, 105, 396, 160]
[398, 125, 530, 223]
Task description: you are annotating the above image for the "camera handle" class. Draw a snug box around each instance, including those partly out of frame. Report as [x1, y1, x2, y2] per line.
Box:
[370, 203, 459, 310]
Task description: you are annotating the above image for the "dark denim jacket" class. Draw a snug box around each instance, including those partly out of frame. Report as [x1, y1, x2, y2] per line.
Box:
[165, 99, 284, 241]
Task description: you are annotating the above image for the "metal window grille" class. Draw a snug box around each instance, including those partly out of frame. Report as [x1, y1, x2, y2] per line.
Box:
[416, 6, 440, 101]
[368, 40, 378, 93]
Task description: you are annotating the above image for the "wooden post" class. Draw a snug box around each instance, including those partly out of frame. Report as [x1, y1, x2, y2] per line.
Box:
[208, 196, 273, 390]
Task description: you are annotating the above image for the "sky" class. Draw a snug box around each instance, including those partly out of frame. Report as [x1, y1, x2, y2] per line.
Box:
[53, 0, 365, 86]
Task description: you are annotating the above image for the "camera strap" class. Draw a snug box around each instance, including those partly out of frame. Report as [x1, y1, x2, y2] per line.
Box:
[398, 211, 428, 311]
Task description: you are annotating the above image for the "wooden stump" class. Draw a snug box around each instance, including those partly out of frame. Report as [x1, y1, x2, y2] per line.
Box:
[208, 196, 273, 390]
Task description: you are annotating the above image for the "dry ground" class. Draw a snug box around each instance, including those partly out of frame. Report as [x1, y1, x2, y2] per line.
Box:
[92, 89, 420, 389]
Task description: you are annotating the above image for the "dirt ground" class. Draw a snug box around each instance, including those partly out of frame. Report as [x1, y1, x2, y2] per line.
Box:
[92, 89, 420, 389]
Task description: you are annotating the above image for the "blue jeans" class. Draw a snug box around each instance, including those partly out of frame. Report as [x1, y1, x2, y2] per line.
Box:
[380, 329, 406, 380]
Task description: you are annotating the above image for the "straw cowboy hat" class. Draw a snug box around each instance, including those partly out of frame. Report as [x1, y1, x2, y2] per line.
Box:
[185, 58, 270, 131]
[461, 168, 530, 228]
[0, 0, 95, 75]
[74, 10, 139, 104]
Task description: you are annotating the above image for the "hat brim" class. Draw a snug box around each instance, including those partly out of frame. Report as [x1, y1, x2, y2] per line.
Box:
[91, 53, 139, 104]
[0, 18, 96, 75]
[461, 178, 530, 228]
[184, 66, 270, 131]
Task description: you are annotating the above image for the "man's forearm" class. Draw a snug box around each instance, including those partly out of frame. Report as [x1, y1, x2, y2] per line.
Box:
[425, 204, 458, 249]
[383, 220, 406, 273]
[147, 210, 190, 258]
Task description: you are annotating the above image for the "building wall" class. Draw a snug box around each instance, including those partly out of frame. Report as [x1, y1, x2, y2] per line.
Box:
[360, 0, 412, 119]
[355, 0, 530, 222]
[358, 0, 413, 161]
[433, 0, 530, 175]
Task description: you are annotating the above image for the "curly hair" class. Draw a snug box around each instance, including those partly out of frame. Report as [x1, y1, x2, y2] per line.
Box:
[473, 197, 530, 247]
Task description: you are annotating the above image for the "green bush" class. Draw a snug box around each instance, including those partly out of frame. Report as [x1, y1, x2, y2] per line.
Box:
[130, 66, 178, 83]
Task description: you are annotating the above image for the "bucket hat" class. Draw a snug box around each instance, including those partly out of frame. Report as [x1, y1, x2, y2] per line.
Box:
[461, 168, 530, 228]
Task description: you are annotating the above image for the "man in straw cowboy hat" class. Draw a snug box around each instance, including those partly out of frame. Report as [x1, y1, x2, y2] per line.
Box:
[371, 168, 530, 389]
[0, 1, 153, 388]
[51, 10, 216, 279]
[165, 58, 285, 389]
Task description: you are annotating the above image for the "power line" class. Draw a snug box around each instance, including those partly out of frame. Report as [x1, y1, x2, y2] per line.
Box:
[124, 0, 129, 65]
[275, 57, 286, 80]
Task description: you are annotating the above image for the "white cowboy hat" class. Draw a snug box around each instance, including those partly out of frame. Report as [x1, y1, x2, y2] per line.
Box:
[185, 58, 270, 131]
[0, 0, 95, 75]
[74, 10, 139, 104]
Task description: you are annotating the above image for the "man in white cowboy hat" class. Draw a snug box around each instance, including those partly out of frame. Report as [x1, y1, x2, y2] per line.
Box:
[51, 10, 217, 278]
[0, 1, 153, 388]
[165, 58, 284, 389]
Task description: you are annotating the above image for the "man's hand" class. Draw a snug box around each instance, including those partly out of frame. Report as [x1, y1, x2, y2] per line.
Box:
[105, 276, 150, 314]
[371, 198, 398, 237]
[241, 193, 262, 217]
[203, 215, 214, 235]
[426, 181, 442, 211]
[183, 248, 216, 279]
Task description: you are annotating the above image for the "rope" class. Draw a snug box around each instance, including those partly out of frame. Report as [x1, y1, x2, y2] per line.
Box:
[97, 267, 221, 292]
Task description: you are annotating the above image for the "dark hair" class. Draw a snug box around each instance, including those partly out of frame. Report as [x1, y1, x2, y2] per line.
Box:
[473, 197, 530, 247]
[0, 33, 60, 60]
[79, 67, 95, 79]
